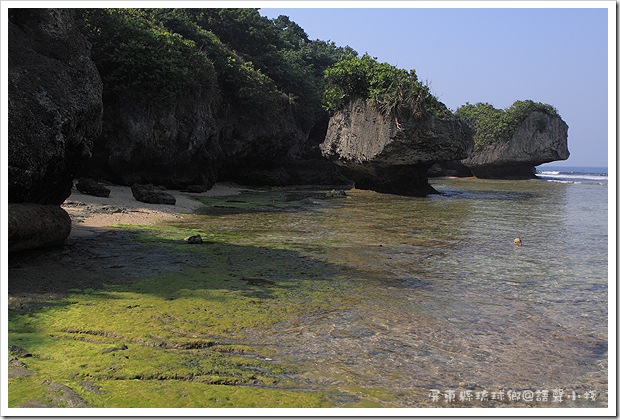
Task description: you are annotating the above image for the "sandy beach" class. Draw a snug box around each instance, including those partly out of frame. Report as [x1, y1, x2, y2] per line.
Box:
[61, 182, 245, 230]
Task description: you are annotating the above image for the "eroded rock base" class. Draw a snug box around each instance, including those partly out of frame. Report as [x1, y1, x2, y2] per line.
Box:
[9, 204, 72, 253]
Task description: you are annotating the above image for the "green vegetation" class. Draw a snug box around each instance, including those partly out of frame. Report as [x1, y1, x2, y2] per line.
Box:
[323, 54, 451, 118]
[455, 100, 560, 150]
[76, 8, 451, 129]
[7, 209, 373, 408]
[8, 265, 328, 407]
[76, 9, 217, 102]
[76, 8, 355, 129]
[7, 227, 339, 407]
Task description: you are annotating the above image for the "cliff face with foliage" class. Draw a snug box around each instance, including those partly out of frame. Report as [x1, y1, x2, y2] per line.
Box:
[77, 9, 354, 188]
[8, 9, 103, 204]
[456, 101, 569, 178]
[320, 55, 473, 196]
[9, 8, 568, 204]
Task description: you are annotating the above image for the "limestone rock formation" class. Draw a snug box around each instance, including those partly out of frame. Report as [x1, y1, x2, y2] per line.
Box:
[8, 9, 103, 205]
[8, 204, 72, 253]
[85, 78, 327, 191]
[320, 99, 473, 196]
[461, 111, 569, 178]
[427, 161, 473, 178]
[87, 93, 221, 190]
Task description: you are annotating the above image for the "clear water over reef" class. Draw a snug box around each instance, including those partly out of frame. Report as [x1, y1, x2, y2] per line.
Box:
[186, 175, 608, 407]
[8, 172, 608, 408]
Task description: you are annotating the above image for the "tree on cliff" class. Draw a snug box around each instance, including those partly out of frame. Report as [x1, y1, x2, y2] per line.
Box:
[75, 8, 355, 132]
[76, 9, 217, 102]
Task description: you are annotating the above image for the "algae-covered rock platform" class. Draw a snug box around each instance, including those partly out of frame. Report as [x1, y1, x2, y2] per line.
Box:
[8, 188, 391, 408]
[8, 184, 608, 409]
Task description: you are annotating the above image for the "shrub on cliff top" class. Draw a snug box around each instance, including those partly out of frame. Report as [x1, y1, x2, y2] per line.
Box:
[76, 8, 355, 132]
[323, 54, 451, 119]
[455, 100, 560, 150]
[76, 9, 217, 102]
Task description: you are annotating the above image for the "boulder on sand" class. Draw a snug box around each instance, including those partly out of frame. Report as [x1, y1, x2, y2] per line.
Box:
[131, 184, 176, 205]
[76, 178, 111, 198]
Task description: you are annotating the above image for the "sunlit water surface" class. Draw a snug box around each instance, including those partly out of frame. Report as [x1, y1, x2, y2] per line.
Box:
[190, 177, 608, 407]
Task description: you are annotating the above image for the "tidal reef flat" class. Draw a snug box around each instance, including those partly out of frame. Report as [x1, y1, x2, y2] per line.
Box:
[8, 179, 608, 408]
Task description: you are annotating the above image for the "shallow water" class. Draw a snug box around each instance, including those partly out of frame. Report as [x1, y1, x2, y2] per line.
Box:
[189, 177, 608, 407]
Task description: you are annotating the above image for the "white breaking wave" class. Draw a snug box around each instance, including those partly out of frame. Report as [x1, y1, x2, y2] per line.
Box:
[545, 179, 581, 184]
[536, 173, 608, 182]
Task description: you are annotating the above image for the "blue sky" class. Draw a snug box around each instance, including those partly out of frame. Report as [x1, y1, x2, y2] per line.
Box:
[260, 7, 610, 168]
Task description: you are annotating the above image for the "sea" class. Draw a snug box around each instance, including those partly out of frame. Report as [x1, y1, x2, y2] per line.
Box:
[192, 166, 610, 407]
[535, 165, 609, 185]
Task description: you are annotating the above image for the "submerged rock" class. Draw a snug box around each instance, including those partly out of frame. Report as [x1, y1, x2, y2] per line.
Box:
[9, 203, 72, 252]
[8, 9, 103, 205]
[18, 380, 90, 408]
[320, 99, 473, 196]
[131, 184, 176, 205]
[462, 111, 569, 179]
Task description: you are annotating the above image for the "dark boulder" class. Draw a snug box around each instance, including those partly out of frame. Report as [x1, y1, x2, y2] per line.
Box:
[9, 203, 72, 252]
[75, 178, 110, 198]
[186, 235, 203, 244]
[8, 9, 103, 205]
[131, 184, 176, 205]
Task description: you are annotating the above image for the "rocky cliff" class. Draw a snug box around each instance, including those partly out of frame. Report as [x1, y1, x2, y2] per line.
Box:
[320, 99, 473, 196]
[85, 95, 340, 190]
[8, 9, 103, 205]
[86, 93, 221, 190]
[461, 110, 569, 178]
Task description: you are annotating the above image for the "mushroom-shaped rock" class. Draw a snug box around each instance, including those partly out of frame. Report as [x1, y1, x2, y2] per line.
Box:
[462, 111, 569, 179]
[320, 99, 473, 196]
